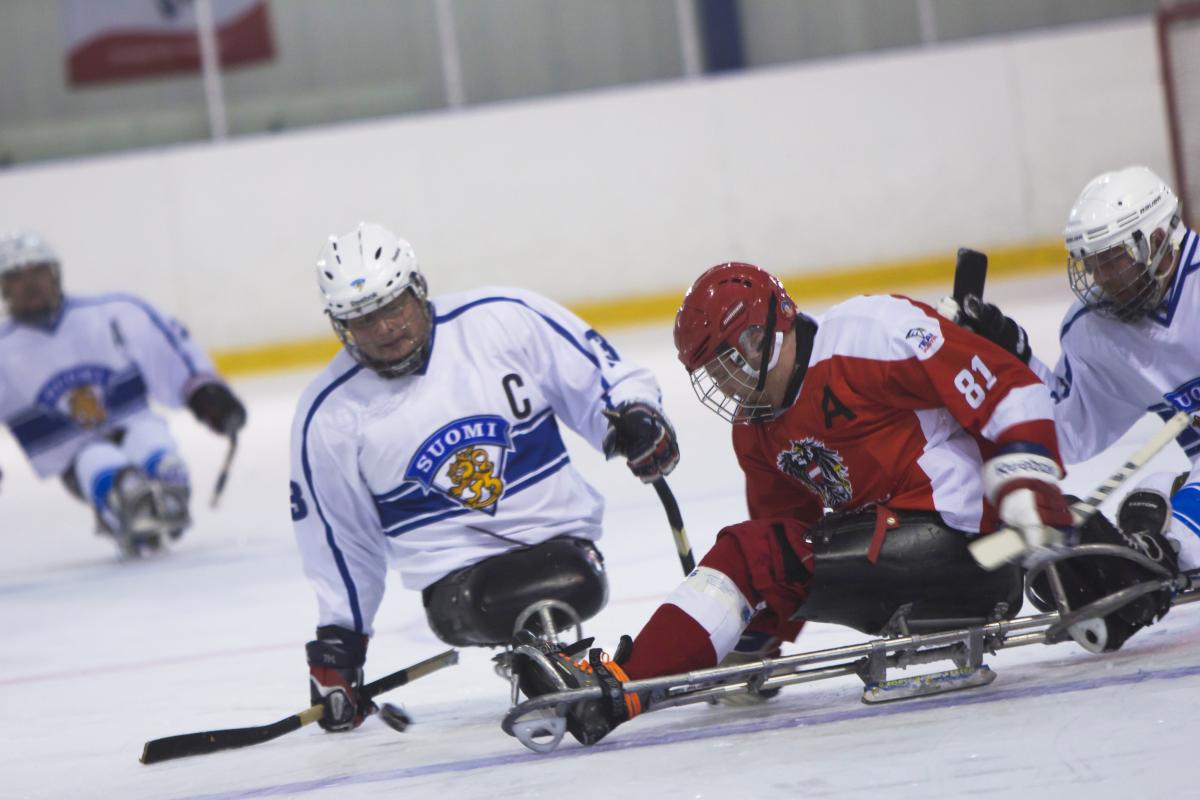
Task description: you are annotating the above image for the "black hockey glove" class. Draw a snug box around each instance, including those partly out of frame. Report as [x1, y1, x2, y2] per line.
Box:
[1117, 490, 1179, 574]
[957, 294, 1032, 364]
[602, 402, 679, 483]
[187, 382, 247, 437]
[306, 625, 377, 732]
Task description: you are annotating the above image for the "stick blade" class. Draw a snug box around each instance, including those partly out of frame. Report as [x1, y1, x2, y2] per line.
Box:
[968, 529, 1027, 570]
[140, 714, 303, 764]
[953, 248, 988, 302]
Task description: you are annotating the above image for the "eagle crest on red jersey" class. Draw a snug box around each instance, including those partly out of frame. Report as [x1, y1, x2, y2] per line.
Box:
[776, 437, 852, 509]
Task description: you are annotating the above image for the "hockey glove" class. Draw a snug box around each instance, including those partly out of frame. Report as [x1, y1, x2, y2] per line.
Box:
[187, 382, 247, 437]
[983, 443, 1073, 557]
[956, 294, 1032, 364]
[306, 625, 376, 732]
[1116, 489, 1180, 574]
[602, 402, 679, 483]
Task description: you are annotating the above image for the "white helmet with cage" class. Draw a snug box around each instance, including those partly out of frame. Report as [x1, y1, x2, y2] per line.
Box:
[315, 222, 431, 377]
[1064, 166, 1184, 321]
[0, 231, 60, 276]
[0, 231, 64, 323]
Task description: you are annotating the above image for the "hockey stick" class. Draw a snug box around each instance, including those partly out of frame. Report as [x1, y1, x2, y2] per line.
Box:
[209, 433, 238, 509]
[653, 478, 696, 575]
[139, 648, 458, 764]
[970, 410, 1197, 569]
[937, 247, 988, 321]
[602, 408, 695, 575]
[953, 247, 988, 304]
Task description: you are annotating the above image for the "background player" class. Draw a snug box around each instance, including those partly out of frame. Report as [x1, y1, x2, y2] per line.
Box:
[950, 166, 1200, 577]
[291, 221, 679, 732]
[515, 261, 1175, 746]
[0, 231, 246, 555]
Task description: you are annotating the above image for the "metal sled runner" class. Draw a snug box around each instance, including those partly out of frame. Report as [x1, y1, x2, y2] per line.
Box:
[502, 549, 1200, 753]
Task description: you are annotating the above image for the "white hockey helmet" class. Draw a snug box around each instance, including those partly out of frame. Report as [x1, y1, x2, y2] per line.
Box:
[0, 231, 59, 276]
[0, 231, 64, 323]
[1064, 166, 1184, 321]
[316, 222, 431, 377]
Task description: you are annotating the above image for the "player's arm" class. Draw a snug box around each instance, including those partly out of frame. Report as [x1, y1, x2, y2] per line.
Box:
[112, 295, 246, 436]
[512, 291, 678, 482]
[886, 300, 1072, 540]
[1030, 340, 1147, 466]
[290, 406, 388, 731]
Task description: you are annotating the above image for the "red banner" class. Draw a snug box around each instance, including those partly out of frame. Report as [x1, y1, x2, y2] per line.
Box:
[64, 0, 274, 86]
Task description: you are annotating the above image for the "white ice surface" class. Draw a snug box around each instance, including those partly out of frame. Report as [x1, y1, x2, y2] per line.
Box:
[2, 275, 1198, 800]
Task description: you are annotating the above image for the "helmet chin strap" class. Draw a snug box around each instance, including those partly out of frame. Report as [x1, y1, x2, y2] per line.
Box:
[1145, 213, 1182, 280]
[753, 294, 779, 392]
[780, 315, 816, 412]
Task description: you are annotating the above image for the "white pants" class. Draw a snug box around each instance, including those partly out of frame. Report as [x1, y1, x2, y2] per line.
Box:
[73, 414, 188, 510]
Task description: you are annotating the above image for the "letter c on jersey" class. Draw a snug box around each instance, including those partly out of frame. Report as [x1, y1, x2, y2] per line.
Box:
[503, 373, 531, 420]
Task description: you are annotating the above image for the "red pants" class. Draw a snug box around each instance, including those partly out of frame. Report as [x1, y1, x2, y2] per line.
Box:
[622, 518, 812, 679]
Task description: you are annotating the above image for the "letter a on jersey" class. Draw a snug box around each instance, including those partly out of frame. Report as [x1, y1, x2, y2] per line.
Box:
[405, 415, 514, 515]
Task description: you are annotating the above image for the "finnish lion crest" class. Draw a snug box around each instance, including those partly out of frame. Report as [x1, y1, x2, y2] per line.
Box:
[777, 437, 852, 509]
[405, 415, 513, 516]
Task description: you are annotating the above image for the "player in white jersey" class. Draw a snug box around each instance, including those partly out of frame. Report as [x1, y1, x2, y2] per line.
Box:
[290, 222, 679, 732]
[0, 232, 246, 555]
[953, 167, 1200, 569]
[949, 166, 1198, 647]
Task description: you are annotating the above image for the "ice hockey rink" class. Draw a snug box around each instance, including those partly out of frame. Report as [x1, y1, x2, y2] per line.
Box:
[2, 273, 1197, 800]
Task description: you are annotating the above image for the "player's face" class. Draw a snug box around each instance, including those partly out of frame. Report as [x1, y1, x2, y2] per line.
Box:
[345, 289, 430, 363]
[1086, 246, 1145, 309]
[0, 263, 60, 321]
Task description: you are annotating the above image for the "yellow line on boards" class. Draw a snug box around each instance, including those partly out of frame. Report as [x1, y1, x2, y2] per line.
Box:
[212, 240, 1065, 378]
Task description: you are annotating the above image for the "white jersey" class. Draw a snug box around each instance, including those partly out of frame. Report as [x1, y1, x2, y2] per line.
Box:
[289, 286, 664, 635]
[1030, 228, 1200, 470]
[0, 294, 218, 478]
[1030, 228, 1200, 567]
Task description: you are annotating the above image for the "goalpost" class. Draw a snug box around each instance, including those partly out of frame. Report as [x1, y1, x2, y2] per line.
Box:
[1158, 2, 1200, 228]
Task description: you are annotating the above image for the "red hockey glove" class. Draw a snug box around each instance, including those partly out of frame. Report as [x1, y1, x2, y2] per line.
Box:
[306, 625, 376, 732]
[602, 402, 679, 483]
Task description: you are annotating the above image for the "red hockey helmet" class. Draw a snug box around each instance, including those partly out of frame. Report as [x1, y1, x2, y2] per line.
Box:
[673, 262, 797, 422]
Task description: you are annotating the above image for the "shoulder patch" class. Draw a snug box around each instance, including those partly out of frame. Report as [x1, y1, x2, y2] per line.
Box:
[904, 326, 943, 360]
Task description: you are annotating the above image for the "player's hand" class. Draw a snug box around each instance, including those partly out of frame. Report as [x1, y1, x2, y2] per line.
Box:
[955, 294, 1032, 364]
[602, 402, 679, 483]
[306, 625, 376, 732]
[983, 443, 1073, 553]
[187, 382, 247, 437]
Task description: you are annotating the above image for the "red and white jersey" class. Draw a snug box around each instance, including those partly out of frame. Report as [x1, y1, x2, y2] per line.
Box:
[733, 294, 1060, 533]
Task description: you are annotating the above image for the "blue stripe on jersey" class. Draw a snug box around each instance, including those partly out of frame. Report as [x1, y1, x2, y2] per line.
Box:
[5, 367, 150, 456]
[8, 408, 73, 455]
[377, 412, 569, 535]
[1059, 306, 1093, 340]
[432, 296, 614, 400]
[108, 369, 150, 414]
[69, 294, 198, 376]
[1150, 230, 1198, 327]
[383, 455, 572, 537]
[301, 364, 366, 633]
[1172, 483, 1200, 537]
[1151, 406, 1200, 453]
[371, 410, 557, 506]
[1050, 353, 1074, 402]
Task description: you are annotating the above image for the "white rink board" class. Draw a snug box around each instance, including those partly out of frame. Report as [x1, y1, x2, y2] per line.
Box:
[0, 18, 1172, 352]
[1, 276, 1197, 800]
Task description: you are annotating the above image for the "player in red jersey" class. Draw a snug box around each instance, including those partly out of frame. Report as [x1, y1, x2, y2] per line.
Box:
[515, 262, 1075, 746]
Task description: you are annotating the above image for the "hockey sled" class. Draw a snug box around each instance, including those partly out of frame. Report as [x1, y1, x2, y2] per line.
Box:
[503, 552, 1199, 753]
